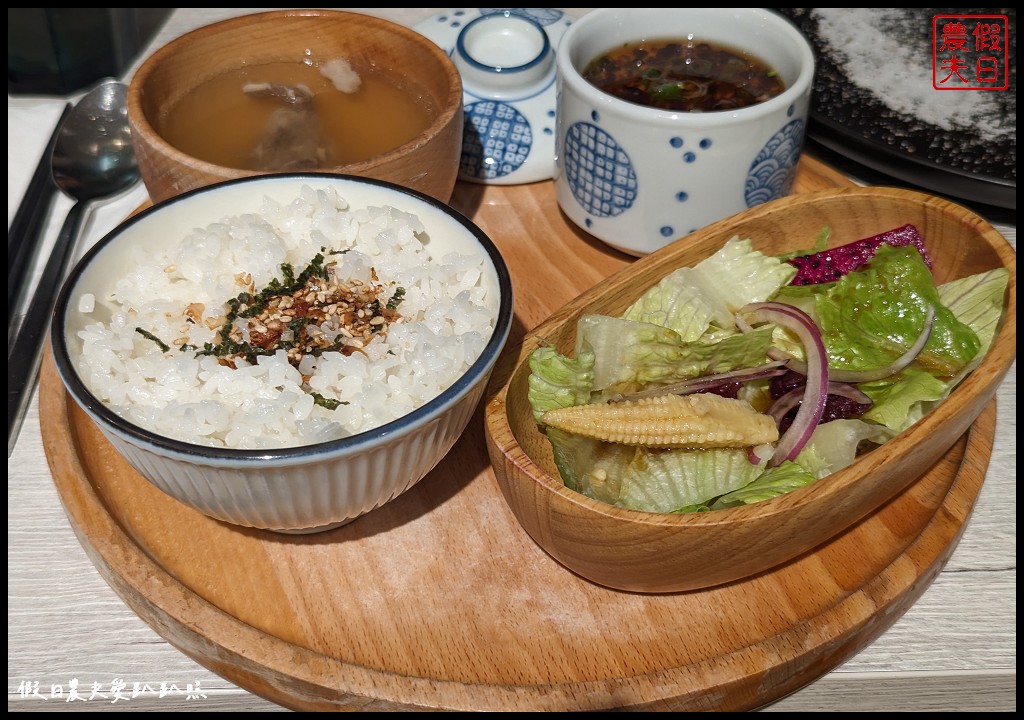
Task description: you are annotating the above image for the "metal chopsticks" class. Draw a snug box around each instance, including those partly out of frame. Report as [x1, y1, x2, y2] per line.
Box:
[8, 103, 72, 341]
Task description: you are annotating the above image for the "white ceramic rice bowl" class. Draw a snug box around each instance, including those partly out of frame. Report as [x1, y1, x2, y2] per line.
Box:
[51, 174, 513, 533]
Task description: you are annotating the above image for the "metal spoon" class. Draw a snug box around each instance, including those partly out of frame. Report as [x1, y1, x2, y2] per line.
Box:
[8, 78, 140, 454]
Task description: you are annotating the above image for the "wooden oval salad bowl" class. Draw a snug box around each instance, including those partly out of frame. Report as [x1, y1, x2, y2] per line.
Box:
[483, 186, 1015, 593]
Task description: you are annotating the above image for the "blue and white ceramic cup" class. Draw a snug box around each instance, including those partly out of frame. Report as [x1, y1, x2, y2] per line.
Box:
[554, 8, 815, 256]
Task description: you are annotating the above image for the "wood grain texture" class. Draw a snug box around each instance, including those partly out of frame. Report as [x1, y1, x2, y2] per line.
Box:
[484, 185, 1016, 593]
[36, 158, 1009, 711]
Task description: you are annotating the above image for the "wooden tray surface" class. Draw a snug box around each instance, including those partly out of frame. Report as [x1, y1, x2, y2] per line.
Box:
[40, 156, 993, 711]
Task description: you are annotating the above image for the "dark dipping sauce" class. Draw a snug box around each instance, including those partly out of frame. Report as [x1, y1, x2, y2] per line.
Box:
[582, 39, 786, 112]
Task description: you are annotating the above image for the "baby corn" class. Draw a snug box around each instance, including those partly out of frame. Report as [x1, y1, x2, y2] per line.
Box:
[540, 393, 779, 449]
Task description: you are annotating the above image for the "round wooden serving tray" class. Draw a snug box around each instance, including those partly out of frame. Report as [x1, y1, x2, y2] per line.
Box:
[40, 158, 995, 711]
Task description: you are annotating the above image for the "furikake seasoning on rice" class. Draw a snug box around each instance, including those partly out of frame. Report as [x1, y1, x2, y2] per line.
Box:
[71, 185, 498, 449]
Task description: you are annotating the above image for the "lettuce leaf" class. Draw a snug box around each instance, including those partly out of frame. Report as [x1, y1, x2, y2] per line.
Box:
[796, 418, 896, 472]
[527, 344, 595, 422]
[544, 428, 767, 513]
[624, 236, 796, 337]
[775, 244, 981, 378]
[939, 268, 1010, 380]
[575, 314, 776, 397]
[617, 447, 765, 513]
[546, 428, 628, 501]
[858, 367, 949, 433]
[711, 460, 817, 508]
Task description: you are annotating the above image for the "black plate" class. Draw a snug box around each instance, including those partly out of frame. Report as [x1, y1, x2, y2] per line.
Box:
[778, 8, 1016, 210]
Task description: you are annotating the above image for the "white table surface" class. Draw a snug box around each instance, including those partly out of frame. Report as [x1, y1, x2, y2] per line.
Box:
[8, 8, 1016, 713]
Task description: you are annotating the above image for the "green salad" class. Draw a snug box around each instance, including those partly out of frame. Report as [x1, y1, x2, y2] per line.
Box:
[527, 229, 1008, 513]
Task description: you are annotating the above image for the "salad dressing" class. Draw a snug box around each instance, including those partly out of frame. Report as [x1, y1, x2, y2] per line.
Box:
[527, 230, 1008, 513]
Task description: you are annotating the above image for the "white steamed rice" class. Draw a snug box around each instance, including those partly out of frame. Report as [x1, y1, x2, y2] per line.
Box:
[72, 184, 498, 450]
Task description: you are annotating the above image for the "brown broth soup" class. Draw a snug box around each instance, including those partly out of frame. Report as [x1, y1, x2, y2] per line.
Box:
[159, 60, 436, 171]
[581, 40, 785, 112]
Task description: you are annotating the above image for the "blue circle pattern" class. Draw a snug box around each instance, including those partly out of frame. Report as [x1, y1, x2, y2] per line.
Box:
[564, 121, 637, 218]
[461, 101, 533, 180]
[745, 119, 805, 207]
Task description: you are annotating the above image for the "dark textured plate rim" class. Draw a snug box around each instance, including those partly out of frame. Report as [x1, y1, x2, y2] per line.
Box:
[807, 112, 1017, 211]
[780, 7, 1016, 212]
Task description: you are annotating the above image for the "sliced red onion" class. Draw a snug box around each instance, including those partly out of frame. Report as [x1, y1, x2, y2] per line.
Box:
[741, 304, 937, 383]
[610, 360, 789, 402]
[768, 381, 872, 425]
[825, 382, 873, 403]
[767, 387, 803, 425]
[827, 304, 936, 382]
[748, 443, 774, 465]
[738, 302, 829, 467]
